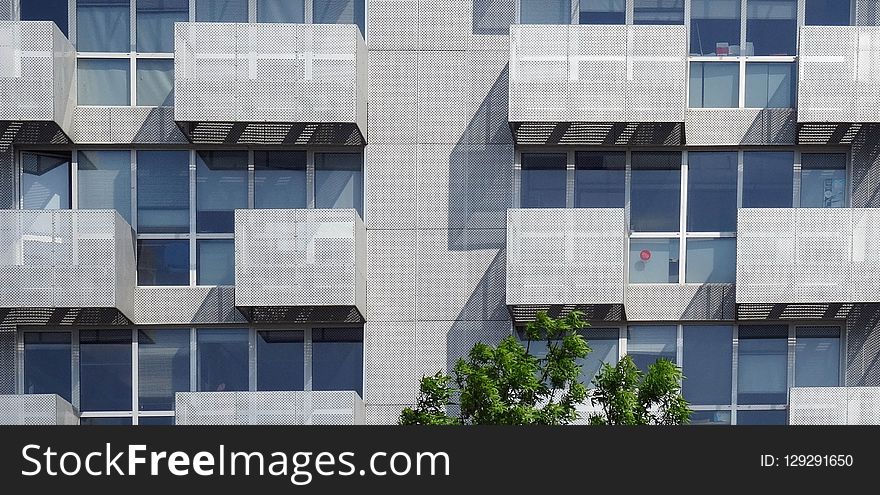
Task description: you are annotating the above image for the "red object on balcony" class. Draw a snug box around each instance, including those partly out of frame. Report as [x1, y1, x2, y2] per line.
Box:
[640, 249, 651, 261]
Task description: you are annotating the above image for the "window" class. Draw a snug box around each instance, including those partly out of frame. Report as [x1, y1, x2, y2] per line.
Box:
[520, 153, 566, 209]
[195, 0, 248, 22]
[21, 0, 69, 36]
[795, 326, 840, 387]
[197, 329, 249, 392]
[136, 151, 190, 233]
[254, 151, 307, 209]
[690, 411, 731, 425]
[137, 239, 189, 285]
[77, 150, 132, 224]
[575, 152, 625, 208]
[20, 152, 71, 210]
[629, 238, 679, 283]
[139, 416, 175, 425]
[687, 151, 737, 232]
[258, 0, 306, 23]
[76, 0, 130, 52]
[314, 0, 367, 36]
[634, 0, 684, 25]
[801, 153, 847, 208]
[580, 328, 619, 386]
[312, 328, 363, 396]
[315, 153, 364, 219]
[736, 410, 787, 425]
[196, 151, 248, 233]
[630, 152, 681, 232]
[683, 325, 732, 405]
[627, 326, 677, 372]
[805, 0, 852, 26]
[81, 417, 133, 425]
[745, 62, 796, 108]
[257, 330, 305, 391]
[80, 329, 132, 412]
[689, 62, 739, 108]
[77, 59, 131, 106]
[23, 333, 71, 402]
[197, 239, 235, 285]
[579, 0, 625, 24]
[737, 326, 788, 405]
[137, 0, 188, 53]
[685, 238, 736, 283]
[520, 0, 571, 24]
[742, 151, 794, 208]
[690, 0, 741, 56]
[137, 59, 175, 106]
[138, 330, 190, 411]
[746, 0, 797, 56]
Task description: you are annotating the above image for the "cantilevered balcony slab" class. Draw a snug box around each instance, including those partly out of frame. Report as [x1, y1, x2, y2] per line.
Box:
[0, 394, 78, 425]
[0, 210, 135, 322]
[0, 21, 74, 142]
[506, 208, 626, 322]
[508, 24, 686, 146]
[175, 391, 365, 425]
[174, 22, 366, 145]
[234, 209, 366, 322]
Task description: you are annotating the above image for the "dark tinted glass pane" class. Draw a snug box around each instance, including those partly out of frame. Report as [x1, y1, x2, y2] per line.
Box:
[197, 329, 248, 392]
[630, 152, 681, 231]
[805, 0, 851, 25]
[795, 326, 840, 387]
[137, 416, 175, 425]
[580, 0, 625, 24]
[254, 151, 307, 209]
[521, 0, 571, 24]
[801, 154, 847, 208]
[683, 325, 732, 405]
[575, 152, 625, 208]
[137, 0, 188, 53]
[313, 328, 363, 396]
[195, 0, 247, 21]
[136, 150, 190, 233]
[690, 0, 741, 55]
[21, 0, 69, 36]
[81, 417, 133, 425]
[634, 0, 685, 24]
[21, 152, 71, 210]
[742, 151, 793, 207]
[77, 150, 131, 224]
[196, 151, 247, 233]
[313, 0, 366, 35]
[257, 331, 305, 391]
[737, 410, 787, 425]
[138, 329, 190, 411]
[687, 151, 737, 232]
[24, 332, 71, 402]
[80, 329, 132, 412]
[137, 239, 189, 286]
[77, 0, 130, 52]
[737, 325, 788, 405]
[627, 326, 677, 372]
[746, 0, 797, 56]
[197, 240, 234, 285]
[521, 153, 566, 208]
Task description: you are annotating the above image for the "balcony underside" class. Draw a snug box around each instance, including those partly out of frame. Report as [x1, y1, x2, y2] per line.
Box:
[510, 121, 683, 146]
[0, 307, 130, 326]
[736, 302, 855, 321]
[0, 121, 70, 145]
[176, 121, 365, 146]
[237, 304, 365, 324]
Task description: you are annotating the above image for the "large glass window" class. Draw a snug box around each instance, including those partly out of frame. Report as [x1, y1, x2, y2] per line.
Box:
[575, 152, 625, 208]
[137, 0, 188, 53]
[197, 329, 249, 392]
[580, 328, 619, 387]
[737, 326, 788, 405]
[746, 0, 797, 56]
[579, 0, 625, 24]
[689, 62, 739, 108]
[80, 330, 132, 412]
[138, 330, 190, 411]
[258, 0, 306, 23]
[795, 326, 840, 387]
[634, 0, 685, 25]
[520, 0, 570, 24]
[77, 150, 132, 224]
[521, 153, 566, 209]
[136, 151, 190, 233]
[630, 152, 681, 232]
[687, 151, 737, 232]
[737, 410, 787, 425]
[742, 151, 794, 208]
[805, 0, 852, 26]
[801, 153, 847, 208]
[255, 151, 307, 209]
[21, 152, 71, 210]
[77, 59, 131, 106]
[683, 326, 733, 405]
[312, 328, 363, 396]
[627, 326, 677, 372]
[195, 0, 248, 22]
[257, 330, 305, 391]
[23, 332, 71, 402]
[314, 0, 367, 35]
[629, 238, 679, 283]
[196, 151, 248, 233]
[197, 239, 235, 285]
[76, 0, 130, 52]
[137, 239, 189, 285]
[690, 410, 731, 425]
[21, 0, 69, 36]
[685, 238, 736, 283]
[136, 59, 174, 106]
[315, 153, 364, 219]
[745, 62, 796, 108]
[690, 0, 741, 56]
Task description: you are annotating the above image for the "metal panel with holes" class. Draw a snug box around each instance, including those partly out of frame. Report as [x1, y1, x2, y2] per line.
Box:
[625, 284, 736, 321]
[686, 109, 797, 146]
[789, 387, 880, 425]
[175, 391, 365, 425]
[133, 286, 245, 325]
[71, 106, 188, 144]
[0, 394, 79, 425]
[0, 210, 135, 320]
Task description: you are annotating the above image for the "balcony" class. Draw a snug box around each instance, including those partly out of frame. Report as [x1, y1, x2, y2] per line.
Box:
[0, 210, 135, 322]
[174, 22, 367, 145]
[175, 391, 365, 425]
[736, 208, 880, 308]
[506, 208, 626, 322]
[0, 394, 78, 425]
[0, 21, 75, 141]
[789, 387, 880, 425]
[508, 24, 687, 146]
[798, 26, 880, 143]
[234, 209, 366, 322]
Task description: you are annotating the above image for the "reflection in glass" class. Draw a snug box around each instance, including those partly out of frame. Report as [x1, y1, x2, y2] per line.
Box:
[736, 409, 787, 425]
[76, 0, 130, 52]
[685, 238, 736, 283]
[575, 152, 625, 208]
[745, 63, 796, 108]
[195, 0, 247, 22]
[137, 239, 189, 286]
[138, 416, 175, 425]
[689, 410, 731, 425]
[138, 330, 190, 411]
[683, 325, 732, 405]
[630, 152, 681, 231]
[580, 329, 619, 387]
[737, 326, 788, 405]
[24, 333, 72, 402]
[80, 329, 132, 412]
[77, 150, 131, 223]
[630, 238, 679, 283]
[196, 151, 248, 233]
[137, 0, 188, 53]
[255, 151, 307, 209]
[137, 59, 175, 106]
[21, 152, 70, 210]
[197, 240, 235, 286]
[687, 151, 737, 232]
[315, 153, 364, 218]
[795, 327, 840, 387]
[80, 417, 133, 425]
[521, 0, 571, 24]
[78, 58, 130, 106]
[580, 0, 625, 24]
[521, 153, 566, 209]
[627, 326, 677, 372]
[313, 0, 366, 35]
[313, 328, 363, 396]
[22, 0, 70, 36]
[690, 0, 741, 56]
[805, 0, 851, 26]
[801, 154, 847, 208]
[137, 151, 190, 233]
[257, 331, 305, 391]
[197, 329, 249, 392]
[689, 62, 739, 108]
[258, 0, 306, 23]
[742, 151, 794, 208]
[746, 0, 797, 56]
[634, 0, 684, 24]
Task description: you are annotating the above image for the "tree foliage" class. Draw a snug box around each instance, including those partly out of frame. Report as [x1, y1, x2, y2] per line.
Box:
[589, 356, 691, 425]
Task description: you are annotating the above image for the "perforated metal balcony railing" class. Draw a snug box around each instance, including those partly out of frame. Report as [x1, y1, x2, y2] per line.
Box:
[736, 208, 880, 306]
[508, 24, 687, 145]
[0, 21, 75, 141]
[0, 210, 136, 321]
[234, 209, 366, 322]
[175, 391, 365, 425]
[174, 22, 367, 145]
[789, 387, 880, 425]
[0, 394, 78, 425]
[506, 208, 626, 322]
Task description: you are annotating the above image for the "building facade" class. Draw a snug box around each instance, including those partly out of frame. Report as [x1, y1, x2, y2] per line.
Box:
[1, 0, 879, 426]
